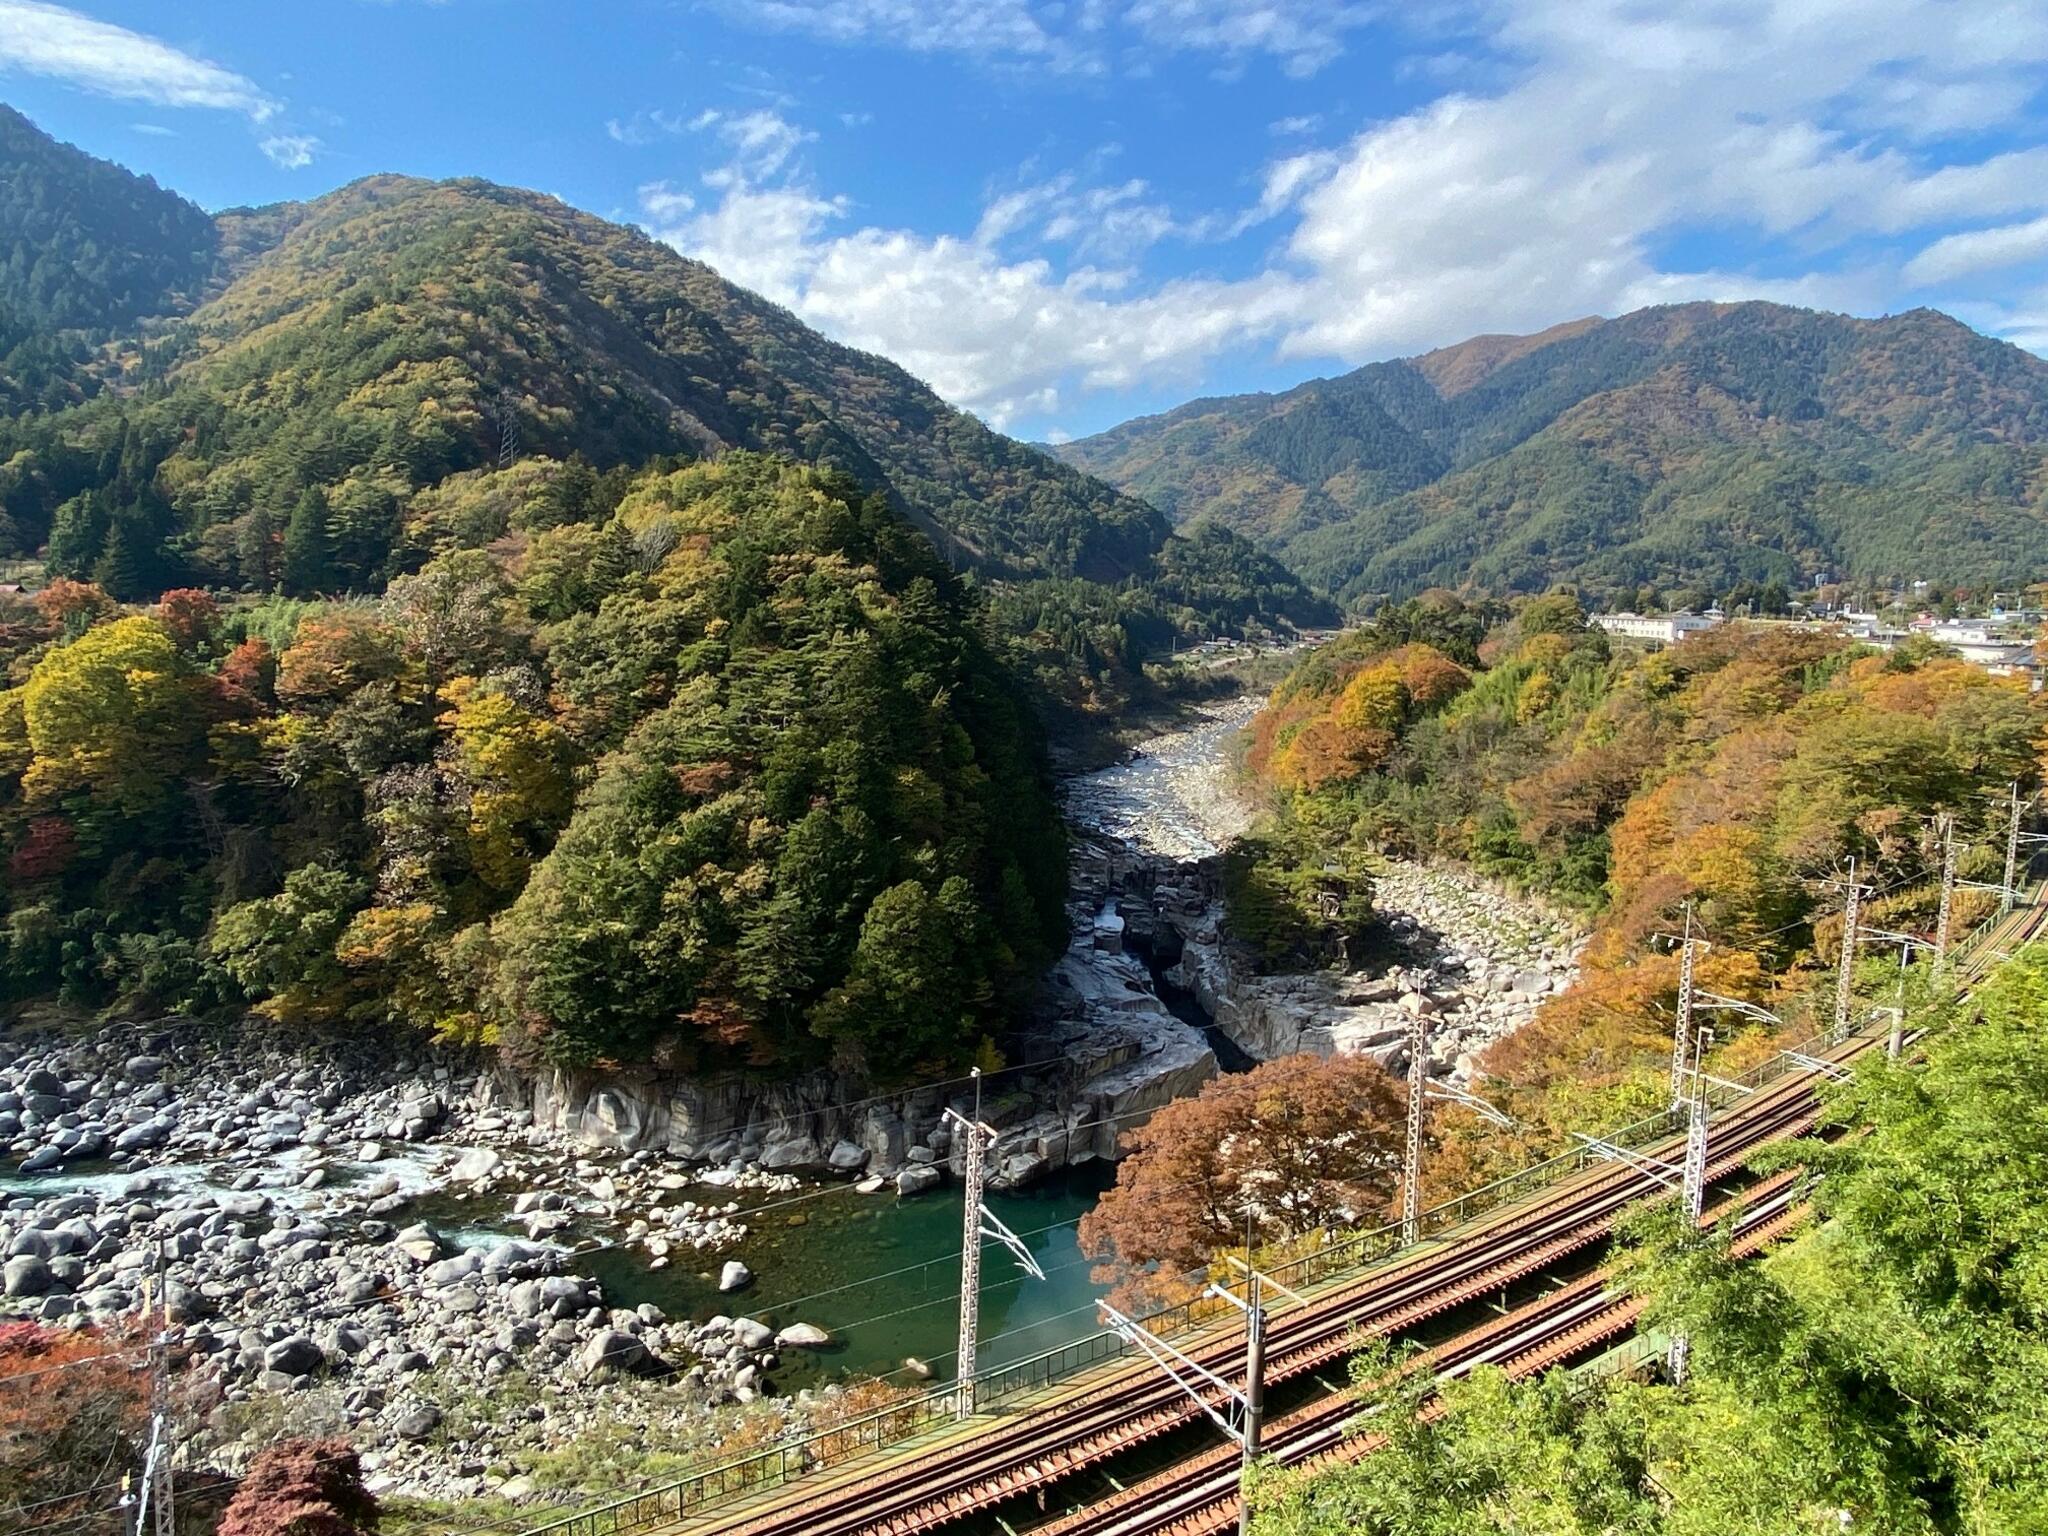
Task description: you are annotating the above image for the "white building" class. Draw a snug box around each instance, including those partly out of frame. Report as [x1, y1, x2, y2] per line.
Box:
[1594, 610, 1721, 645]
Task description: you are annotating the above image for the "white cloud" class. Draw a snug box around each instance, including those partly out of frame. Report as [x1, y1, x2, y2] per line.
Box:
[713, 0, 1378, 75]
[259, 134, 319, 170]
[1905, 215, 2048, 287]
[0, 1, 277, 118]
[606, 109, 689, 145]
[637, 179, 697, 223]
[689, 107, 814, 185]
[652, 0, 2048, 428]
[638, 138, 1298, 424]
[1117, 0, 1376, 78]
[130, 122, 175, 137]
[728, 0, 1066, 61]
[1276, 0, 2048, 358]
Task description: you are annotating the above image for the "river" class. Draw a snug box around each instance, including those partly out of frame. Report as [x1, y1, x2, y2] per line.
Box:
[576, 696, 1269, 1386]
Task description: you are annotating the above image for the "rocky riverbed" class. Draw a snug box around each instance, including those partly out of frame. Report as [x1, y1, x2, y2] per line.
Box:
[1063, 696, 1583, 1084]
[0, 1023, 890, 1501]
[0, 690, 1578, 1506]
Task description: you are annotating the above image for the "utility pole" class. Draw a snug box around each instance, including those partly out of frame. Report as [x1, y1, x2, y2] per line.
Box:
[1660, 903, 1706, 1113]
[947, 1069, 993, 1422]
[1401, 1003, 1426, 1247]
[1828, 859, 1866, 1043]
[941, 1069, 1044, 1422]
[1106, 1255, 1304, 1536]
[135, 1243, 173, 1536]
[1234, 1268, 1265, 1536]
[1668, 1025, 1713, 1387]
[2002, 782, 2023, 915]
[1934, 811, 1958, 967]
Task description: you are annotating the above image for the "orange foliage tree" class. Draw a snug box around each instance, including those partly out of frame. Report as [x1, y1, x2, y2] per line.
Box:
[1078, 1053, 1405, 1305]
[218, 1438, 378, 1536]
[0, 1322, 146, 1534]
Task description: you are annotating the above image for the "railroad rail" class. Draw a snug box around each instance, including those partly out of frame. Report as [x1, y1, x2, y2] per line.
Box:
[1015, 887, 2048, 1536]
[681, 1022, 1877, 1536]
[537, 884, 2040, 1536]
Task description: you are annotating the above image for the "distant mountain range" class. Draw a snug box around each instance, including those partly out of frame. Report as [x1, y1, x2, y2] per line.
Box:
[0, 104, 1327, 674]
[1055, 302, 2048, 603]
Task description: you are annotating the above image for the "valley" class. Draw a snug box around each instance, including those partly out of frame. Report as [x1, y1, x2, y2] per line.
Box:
[1, 60, 2044, 1536]
[2, 678, 1577, 1506]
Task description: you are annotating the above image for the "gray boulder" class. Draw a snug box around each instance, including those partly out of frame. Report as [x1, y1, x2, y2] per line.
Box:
[263, 1335, 324, 1377]
[718, 1260, 753, 1293]
[576, 1329, 648, 1381]
[896, 1165, 943, 1197]
[758, 1136, 819, 1171]
[3, 1255, 54, 1298]
[449, 1147, 503, 1183]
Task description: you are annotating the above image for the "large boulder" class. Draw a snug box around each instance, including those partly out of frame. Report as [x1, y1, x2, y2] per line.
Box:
[113, 1119, 172, 1154]
[3, 1255, 54, 1298]
[262, 1335, 325, 1377]
[758, 1136, 820, 1171]
[577, 1329, 648, 1381]
[774, 1322, 832, 1349]
[449, 1147, 503, 1183]
[896, 1165, 943, 1197]
[718, 1260, 753, 1293]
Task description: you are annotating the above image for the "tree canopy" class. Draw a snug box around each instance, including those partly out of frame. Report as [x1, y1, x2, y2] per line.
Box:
[1249, 944, 2048, 1535]
[0, 454, 1068, 1079]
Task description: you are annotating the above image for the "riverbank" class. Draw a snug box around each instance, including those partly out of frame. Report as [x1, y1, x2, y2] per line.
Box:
[0, 683, 1576, 1507]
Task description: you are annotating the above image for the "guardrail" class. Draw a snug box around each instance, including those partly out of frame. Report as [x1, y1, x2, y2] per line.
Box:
[510, 892, 2035, 1536]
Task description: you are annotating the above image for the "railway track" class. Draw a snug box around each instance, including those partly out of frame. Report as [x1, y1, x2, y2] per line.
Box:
[1019, 889, 2048, 1536]
[688, 1028, 1871, 1536]
[1029, 1174, 1813, 1536]
[678, 889, 2044, 1536]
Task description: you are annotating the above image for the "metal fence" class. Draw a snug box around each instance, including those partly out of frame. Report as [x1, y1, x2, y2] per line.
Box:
[514, 895, 2032, 1536]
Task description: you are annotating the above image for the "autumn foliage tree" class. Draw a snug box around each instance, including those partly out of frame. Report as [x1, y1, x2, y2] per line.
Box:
[1080, 1054, 1406, 1306]
[218, 1438, 378, 1536]
[0, 1322, 146, 1534]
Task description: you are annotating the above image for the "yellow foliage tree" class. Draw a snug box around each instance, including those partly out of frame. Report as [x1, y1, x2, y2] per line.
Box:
[19, 616, 190, 811]
[437, 677, 572, 893]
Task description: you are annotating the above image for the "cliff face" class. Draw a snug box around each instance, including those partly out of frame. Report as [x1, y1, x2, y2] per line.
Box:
[490, 836, 1222, 1191]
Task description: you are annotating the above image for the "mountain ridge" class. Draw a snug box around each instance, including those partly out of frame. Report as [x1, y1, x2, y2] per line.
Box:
[1056, 301, 2048, 603]
[0, 112, 1331, 703]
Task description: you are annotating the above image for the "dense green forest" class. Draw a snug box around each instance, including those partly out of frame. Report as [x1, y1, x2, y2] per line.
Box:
[1233, 598, 2044, 1186]
[0, 105, 218, 330]
[1250, 944, 2048, 1534]
[0, 455, 1068, 1075]
[1056, 302, 2048, 604]
[0, 110, 1328, 727]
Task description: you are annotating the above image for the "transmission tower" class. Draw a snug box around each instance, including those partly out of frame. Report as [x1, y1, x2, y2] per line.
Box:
[486, 398, 518, 468]
[1667, 1024, 1713, 1386]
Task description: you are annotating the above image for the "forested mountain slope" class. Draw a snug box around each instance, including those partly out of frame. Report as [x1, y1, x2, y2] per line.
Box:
[0, 105, 218, 331]
[0, 109, 1327, 700]
[0, 456, 1070, 1074]
[1056, 302, 2048, 603]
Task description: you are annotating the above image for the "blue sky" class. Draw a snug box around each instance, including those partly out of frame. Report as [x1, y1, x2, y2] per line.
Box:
[4, 1, 2048, 441]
